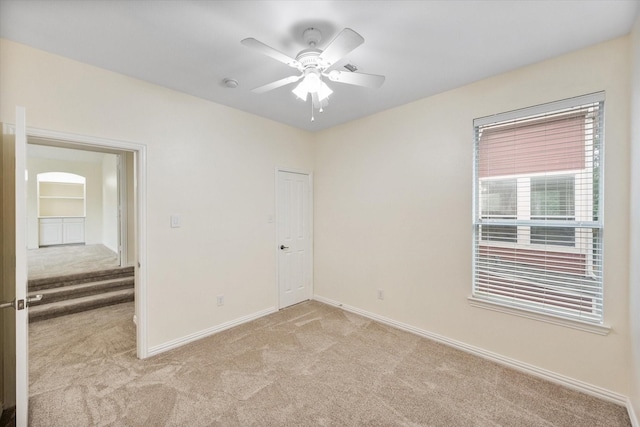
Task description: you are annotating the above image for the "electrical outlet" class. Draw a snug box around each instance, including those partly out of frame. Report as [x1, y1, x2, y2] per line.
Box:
[217, 295, 224, 306]
[377, 289, 384, 300]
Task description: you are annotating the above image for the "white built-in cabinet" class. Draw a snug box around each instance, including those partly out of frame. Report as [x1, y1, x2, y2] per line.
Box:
[39, 217, 85, 246]
[37, 177, 86, 246]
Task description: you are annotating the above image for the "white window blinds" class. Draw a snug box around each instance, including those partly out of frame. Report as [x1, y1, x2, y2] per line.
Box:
[472, 93, 604, 324]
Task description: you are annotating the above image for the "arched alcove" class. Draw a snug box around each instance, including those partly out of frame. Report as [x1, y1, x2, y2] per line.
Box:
[38, 171, 85, 183]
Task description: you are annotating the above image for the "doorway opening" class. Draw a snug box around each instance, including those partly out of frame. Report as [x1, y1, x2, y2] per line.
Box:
[26, 142, 134, 322]
[22, 129, 147, 359]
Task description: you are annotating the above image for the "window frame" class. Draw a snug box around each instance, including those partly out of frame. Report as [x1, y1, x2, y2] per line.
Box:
[470, 92, 607, 333]
[479, 170, 583, 252]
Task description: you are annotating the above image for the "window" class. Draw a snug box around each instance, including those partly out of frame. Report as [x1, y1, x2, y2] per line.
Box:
[530, 175, 575, 246]
[480, 174, 577, 246]
[480, 179, 517, 242]
[472, 93, 604, 325]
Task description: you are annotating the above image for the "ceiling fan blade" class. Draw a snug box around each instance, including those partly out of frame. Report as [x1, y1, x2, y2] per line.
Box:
[241, 38, 302, 70]
[318, 28, 364, 68]
[252, 75, 302, 94]
[326, 70, 385, 88]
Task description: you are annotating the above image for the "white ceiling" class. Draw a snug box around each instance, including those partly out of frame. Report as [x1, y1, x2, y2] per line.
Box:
[1, 0, 638, 132]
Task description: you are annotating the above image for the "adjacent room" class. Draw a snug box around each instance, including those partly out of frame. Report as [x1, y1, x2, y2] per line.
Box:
[1, 1, 640, 425]
[25, 144, 135, 321]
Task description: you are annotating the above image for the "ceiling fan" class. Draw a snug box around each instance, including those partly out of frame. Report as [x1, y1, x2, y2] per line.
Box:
[241, 27, 385, 120]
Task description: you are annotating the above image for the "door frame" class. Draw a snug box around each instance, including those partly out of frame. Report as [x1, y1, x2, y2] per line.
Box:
[274, 167, 313, 309]
[20, 125, 149, 358]
[117, 153, 127, 267]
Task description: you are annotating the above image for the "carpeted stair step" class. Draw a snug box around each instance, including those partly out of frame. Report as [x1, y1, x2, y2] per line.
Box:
[29, 266, 135, 292]
[28, 265, 135, 322]
[29, 288, 134, 322]
[28, 277, 134, 306]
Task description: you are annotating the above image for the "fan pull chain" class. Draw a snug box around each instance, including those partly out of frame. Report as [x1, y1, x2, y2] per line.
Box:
[311, 101, 315, 122]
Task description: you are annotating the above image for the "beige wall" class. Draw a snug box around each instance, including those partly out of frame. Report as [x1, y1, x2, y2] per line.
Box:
[629, 14, 640, 424]
[0, 39, 315, 349]
[314, 36, 631, 396]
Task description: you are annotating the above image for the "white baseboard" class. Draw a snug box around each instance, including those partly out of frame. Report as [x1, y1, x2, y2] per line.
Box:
[313, 294, 629, 408]
[147, 307, 277, 357]
[629, 397, 639, 427]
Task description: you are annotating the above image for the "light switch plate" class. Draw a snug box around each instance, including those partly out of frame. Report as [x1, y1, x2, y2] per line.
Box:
[170, 215, 181, 228]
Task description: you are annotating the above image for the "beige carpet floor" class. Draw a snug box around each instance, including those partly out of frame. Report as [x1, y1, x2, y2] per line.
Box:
[28, 244, 119, 280]
[28, 301, 631, 426]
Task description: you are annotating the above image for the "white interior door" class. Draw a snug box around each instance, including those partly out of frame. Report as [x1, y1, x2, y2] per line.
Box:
[277, 170, 312, 309]
[14, 107, 29, 427]
[1, 107, 29, 425]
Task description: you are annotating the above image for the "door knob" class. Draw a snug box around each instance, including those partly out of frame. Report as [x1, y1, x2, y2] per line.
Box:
[27, 294, 43, 307]
[280, 245, 289, 250]
[0, 299, 15, 310]
[0, 294, 44, 310]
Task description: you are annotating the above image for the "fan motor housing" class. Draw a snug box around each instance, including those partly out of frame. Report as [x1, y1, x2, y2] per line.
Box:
[296, 48, 324, 69]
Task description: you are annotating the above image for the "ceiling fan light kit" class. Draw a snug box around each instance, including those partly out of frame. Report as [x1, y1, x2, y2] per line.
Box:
[241, 27, 385, 121]
[292, 68, 333, 102]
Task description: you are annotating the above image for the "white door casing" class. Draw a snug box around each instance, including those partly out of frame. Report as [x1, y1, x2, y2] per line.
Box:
[277, 169, 312, 309]
[22, 126, 148, 359]
[118, 153, 127, 267]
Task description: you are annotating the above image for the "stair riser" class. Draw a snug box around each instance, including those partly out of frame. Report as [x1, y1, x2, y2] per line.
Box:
[29, 294, 134, 322]
[29, 267, 134, 292]
[29, 281, 134, 305]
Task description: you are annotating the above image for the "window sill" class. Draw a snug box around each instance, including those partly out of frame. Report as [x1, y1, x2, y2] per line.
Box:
[467, 296, 611, 335]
